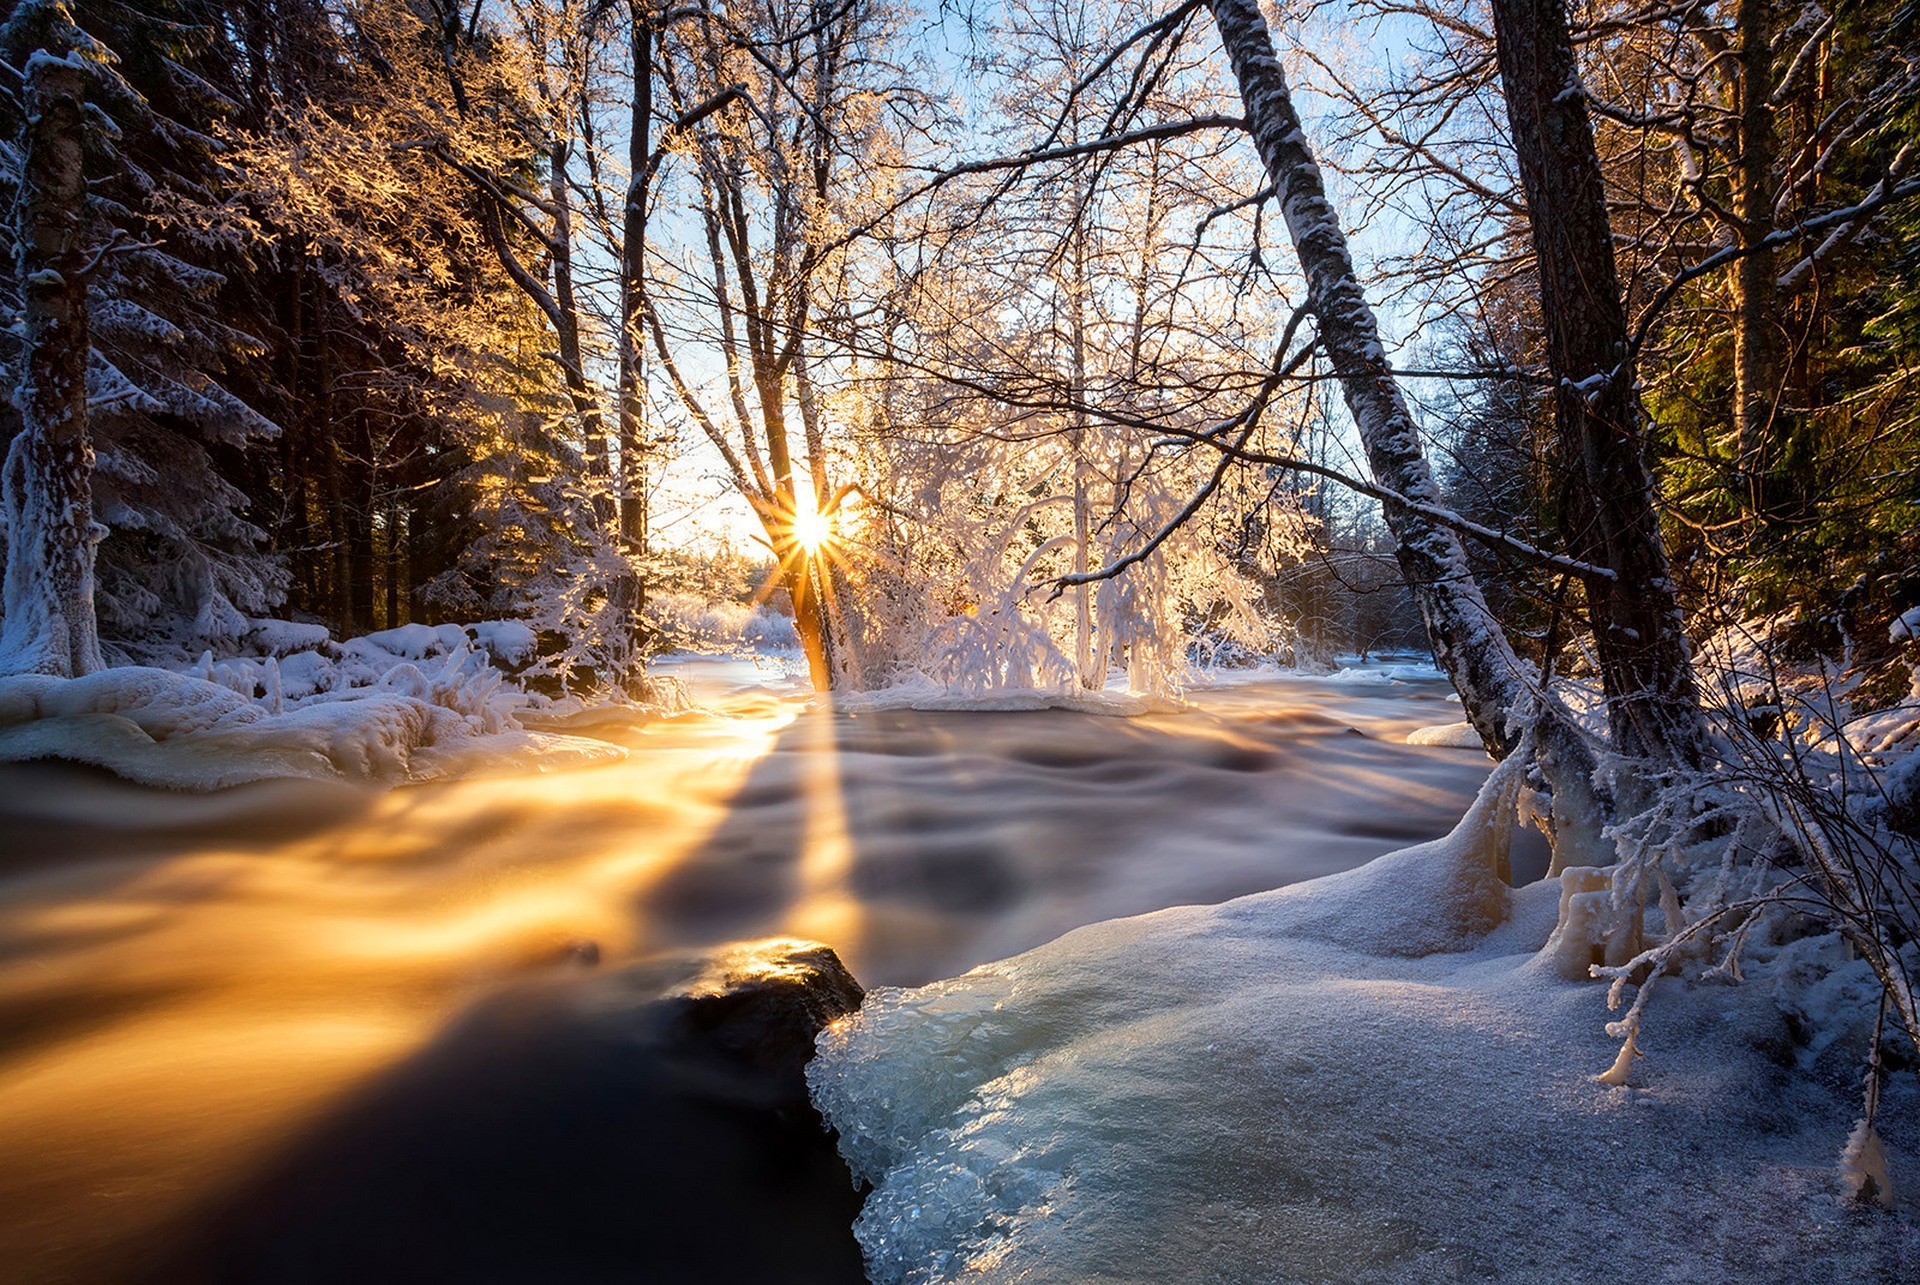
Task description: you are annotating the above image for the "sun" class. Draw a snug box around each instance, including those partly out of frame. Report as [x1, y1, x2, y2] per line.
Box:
[792, 505, 834, 556]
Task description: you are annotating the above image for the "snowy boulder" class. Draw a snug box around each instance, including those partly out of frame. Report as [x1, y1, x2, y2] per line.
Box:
[356, 622, 472, 661]
[1406, 720, 1485, 749]
[244, 617, 333, 657]
[467, 619, 539, 668]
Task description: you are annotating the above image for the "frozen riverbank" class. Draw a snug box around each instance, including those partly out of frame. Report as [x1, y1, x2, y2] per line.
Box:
[0, 664, 1496, 1283]
[812, 806, 1920, 1283]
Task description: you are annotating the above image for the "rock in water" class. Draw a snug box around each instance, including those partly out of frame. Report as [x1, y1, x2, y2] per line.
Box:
[169, 939, 868, 1284]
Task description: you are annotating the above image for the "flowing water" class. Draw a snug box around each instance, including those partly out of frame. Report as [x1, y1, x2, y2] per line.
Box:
[0, 661, 1510, 1283]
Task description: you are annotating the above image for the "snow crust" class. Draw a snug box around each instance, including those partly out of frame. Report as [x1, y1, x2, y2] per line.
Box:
[812, 783, 1919, 1283]
[1405, 719, 1484, 748]
[0, 619, 645, 788]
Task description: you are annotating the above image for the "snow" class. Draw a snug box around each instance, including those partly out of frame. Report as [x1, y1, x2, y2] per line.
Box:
[1405, 719, 1484, 748]
[244, 617, 331, 656]
[812, 772, 1920, 1283]
[467, 618, 538, 667]
[0, 618, 664, 788]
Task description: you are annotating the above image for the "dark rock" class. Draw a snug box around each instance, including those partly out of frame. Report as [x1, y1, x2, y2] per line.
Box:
[166, 939, 869, 1284]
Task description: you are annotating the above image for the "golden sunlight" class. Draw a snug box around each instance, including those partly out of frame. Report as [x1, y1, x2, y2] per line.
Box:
[792, 504, 834, 556]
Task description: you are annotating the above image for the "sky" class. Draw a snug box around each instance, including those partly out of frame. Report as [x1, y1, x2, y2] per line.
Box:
[637, 0, 1442, 556]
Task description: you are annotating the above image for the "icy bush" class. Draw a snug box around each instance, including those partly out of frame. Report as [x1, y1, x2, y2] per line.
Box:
[648, 591, 800, 654]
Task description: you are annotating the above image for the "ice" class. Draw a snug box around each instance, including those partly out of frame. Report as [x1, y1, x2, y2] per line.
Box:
[1405, 719, 1483, 748]
[812, 763, 1919, 1282]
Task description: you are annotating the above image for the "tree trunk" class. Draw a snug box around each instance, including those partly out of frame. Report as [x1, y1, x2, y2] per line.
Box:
[1204, 0, 1532, 758]
[1068, 223, 1096, 689]
[1733, 0, 1778, 510]
[1488, 0, 1706, 769]
[617, 9, 653, 587]
[0, 53, 103, 677]
[348, 410, 376, 632]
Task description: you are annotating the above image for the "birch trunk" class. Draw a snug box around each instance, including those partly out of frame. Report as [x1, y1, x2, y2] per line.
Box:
[611, 10, 655, 680]
[0, 53, 103, 677]
[1203, 0, 1531, 758]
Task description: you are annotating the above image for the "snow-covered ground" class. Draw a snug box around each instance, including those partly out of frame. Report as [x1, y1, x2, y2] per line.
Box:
[813, 794, 1920, 1282]
[0, 620, 661, 789]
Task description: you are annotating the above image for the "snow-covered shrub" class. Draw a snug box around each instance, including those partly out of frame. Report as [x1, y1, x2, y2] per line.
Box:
[1531, 621, 1920, 1200]
[648, 591, 800, 654]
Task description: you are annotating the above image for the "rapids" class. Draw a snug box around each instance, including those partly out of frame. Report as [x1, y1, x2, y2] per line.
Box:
[0, 660, 1508, 1283]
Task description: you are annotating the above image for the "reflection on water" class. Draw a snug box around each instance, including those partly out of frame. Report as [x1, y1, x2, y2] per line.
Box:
[0, 668, 1497, 1283]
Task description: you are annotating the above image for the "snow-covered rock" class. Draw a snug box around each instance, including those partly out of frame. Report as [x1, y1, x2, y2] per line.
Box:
[1406, 720, 1484, 748]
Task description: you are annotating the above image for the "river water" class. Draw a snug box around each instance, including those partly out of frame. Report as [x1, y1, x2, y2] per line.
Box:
[0, 661, 1505, 1283]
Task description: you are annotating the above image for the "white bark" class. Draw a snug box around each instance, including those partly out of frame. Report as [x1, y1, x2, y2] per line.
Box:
[1203, 0, 1529, 757]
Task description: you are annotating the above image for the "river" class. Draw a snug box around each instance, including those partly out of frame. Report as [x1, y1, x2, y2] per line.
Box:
[0, 661, 1510, 1283]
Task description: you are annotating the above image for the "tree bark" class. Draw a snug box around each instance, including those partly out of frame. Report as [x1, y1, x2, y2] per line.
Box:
[0, 53, 103, 677]
[1733, 0, 1778, 509]
[618, 7, 653, 570]
[1488, 0, 1706, 768]
[1204, 0, 1532, 758]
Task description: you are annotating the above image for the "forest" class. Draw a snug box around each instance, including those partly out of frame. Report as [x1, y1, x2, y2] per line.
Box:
[1, 0, 1919, 1278]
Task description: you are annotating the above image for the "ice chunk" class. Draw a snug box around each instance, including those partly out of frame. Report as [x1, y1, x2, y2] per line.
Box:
[1406, 720, 1484, 749]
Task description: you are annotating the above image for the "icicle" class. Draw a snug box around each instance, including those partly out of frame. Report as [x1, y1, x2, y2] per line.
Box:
[1596, 1025, 1639, 1087]
[1840, 1120, 1893, 1208]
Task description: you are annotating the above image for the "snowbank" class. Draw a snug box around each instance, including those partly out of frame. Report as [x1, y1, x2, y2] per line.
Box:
[0, 619, 654, 789]
[811, 787, 1918, 1282]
